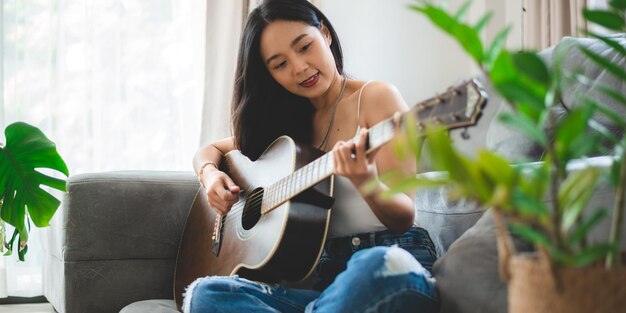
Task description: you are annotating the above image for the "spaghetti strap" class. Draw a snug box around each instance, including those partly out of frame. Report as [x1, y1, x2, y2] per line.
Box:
[356, 80, 374, 135]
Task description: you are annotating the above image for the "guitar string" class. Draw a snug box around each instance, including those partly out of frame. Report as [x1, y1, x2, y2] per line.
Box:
[224, 160, 326, 225]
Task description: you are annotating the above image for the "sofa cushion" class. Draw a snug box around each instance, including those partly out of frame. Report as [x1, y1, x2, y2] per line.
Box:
[414, 180, 483, 257]
[559, 34, 626, 146]
[433, 210, 533, 313]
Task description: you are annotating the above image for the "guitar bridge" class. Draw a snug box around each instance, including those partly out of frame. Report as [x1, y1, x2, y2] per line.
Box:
[212, 214, 224, 256]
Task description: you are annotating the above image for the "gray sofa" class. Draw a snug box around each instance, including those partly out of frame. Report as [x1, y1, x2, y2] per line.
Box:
[42, 34, 625, 313]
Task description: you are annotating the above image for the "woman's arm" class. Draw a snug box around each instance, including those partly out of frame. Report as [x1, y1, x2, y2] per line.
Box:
[333, 81, 416, 234]
[193, 137, 241, 215]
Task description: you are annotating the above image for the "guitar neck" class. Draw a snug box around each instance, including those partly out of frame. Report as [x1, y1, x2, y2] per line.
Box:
[260, 78, 486, 214]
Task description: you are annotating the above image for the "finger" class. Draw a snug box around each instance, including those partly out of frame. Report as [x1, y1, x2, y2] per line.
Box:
[335, 143, 353, 173]
[355, 128, 368, 164]
[218, 188, 238, 204]
[223, 176, 240, 193]
[366, 146, 382, 163]
[332, 142, 346, 173]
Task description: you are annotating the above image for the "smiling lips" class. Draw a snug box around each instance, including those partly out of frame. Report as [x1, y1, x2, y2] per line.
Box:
[300, 72, 320, 88]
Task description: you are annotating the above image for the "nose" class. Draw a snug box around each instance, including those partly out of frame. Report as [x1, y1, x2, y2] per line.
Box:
[292, 58, 308, 76]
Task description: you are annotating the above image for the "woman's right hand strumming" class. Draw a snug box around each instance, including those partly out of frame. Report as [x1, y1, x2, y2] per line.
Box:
[194, 137, 239, 215]
[202, 170, 240, 215]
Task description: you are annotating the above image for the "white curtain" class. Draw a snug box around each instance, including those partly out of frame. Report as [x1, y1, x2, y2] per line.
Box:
[199, 1, 245, 146]
[522, 0, 587, 50]
[1, 0, 205, 297]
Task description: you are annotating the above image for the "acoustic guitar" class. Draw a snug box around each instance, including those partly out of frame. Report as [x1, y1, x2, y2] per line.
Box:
[174, 79, 488, 308]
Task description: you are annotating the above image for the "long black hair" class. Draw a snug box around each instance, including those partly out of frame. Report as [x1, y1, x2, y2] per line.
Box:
[232, 0, 344, 160]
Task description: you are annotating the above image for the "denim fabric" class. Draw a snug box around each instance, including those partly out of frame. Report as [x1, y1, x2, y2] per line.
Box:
[314, 226, 437, 291]
[183, 227, 439, 313]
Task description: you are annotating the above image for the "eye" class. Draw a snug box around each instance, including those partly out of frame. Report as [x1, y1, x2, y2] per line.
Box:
[300, 43, 312, 53]
[273, 61, 287, 70]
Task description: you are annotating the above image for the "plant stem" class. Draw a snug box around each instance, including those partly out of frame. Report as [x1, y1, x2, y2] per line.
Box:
[547, 111, 566, 253]
[606, 146, 626, 268]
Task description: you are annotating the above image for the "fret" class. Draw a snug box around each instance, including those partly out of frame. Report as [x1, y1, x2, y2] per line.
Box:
[295, 169, 303, 194]
[279, 178, 285, 203]
[305, 164, 311, 186]
[261, 185, 269, 212]
[313, 157, 323, 182]
[267, 184, 272, 210]
[286, 176, 293, 199]
[324, 154, 332, 177]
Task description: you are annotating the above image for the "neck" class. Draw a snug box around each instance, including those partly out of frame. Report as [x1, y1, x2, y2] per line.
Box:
[310, 73, 344, 111]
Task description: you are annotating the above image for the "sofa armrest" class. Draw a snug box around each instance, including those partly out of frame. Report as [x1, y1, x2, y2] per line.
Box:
[43, 171, 199, 313]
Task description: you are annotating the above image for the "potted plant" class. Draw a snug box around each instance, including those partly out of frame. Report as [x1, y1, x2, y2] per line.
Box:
[0, 122, 68, 261]
[381, 1, 626, 312]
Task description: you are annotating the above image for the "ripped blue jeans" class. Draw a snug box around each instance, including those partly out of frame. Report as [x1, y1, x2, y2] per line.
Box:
[183, 227, 439, 313]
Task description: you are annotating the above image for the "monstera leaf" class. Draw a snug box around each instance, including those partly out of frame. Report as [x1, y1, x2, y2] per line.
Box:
[0, 122, 68, 260]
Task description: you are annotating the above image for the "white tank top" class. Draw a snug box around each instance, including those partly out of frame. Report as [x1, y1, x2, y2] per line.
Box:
[328, 81, 387, 238]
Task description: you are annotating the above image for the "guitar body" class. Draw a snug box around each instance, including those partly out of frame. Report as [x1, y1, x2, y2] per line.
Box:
[174, 136, 333, 308]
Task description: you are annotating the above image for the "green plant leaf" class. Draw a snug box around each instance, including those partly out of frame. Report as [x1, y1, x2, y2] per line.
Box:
[454, 0, 472, 20]
[476, 149, 515, 186]
[509, 223, 560, 259]
[498, 112, 547, 146]
[572, 243, 618, 267]
[610, 152, 623, 187]
[423, 125, 491, 201]
[596, 84, 626, 108]
[380, 176, 449, 199]
[510, 189, 549, 219]
[568, 132, 603, 161]
[609, 0, 626, 10]
[517, 161, 550, 201]
[583, 9, 625, 30]
[484, 27, 511, 69]
[554, 105, 594, 161]
[512, 51, 550, 85]
[559, 167, 601, 232]
[566, 208, 608, 246]
[490, 51, 548, 114]
[401, 109, 424, 161]
[588, 120, 621, 147]
[0, 122, 69, 242]
[584, 31, 626, 56]
[586, 98, 626, 129]
[579, 45, 626, 81]
[509, 223, 550, 245]
[473, 11, 493, 33]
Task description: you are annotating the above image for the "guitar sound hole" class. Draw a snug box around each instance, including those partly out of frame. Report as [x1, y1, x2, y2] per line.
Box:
[241, 187, 263, 230]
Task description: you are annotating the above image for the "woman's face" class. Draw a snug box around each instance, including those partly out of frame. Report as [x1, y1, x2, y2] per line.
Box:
[260, 19, 339, 99]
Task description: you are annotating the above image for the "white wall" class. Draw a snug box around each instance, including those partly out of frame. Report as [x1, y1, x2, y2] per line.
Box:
[320, 0, 523, 105]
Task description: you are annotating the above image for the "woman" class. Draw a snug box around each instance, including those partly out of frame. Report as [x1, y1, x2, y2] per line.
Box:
[186, 0, 439, 312]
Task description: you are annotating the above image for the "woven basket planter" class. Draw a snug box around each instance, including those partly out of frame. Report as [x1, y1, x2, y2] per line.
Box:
[493, 211, 626, 313]
[507, 254, 626, 313]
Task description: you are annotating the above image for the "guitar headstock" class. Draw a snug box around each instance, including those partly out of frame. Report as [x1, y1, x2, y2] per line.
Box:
[409, 78, 488, 131]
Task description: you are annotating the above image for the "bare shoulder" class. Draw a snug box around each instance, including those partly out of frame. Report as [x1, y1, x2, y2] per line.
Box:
[357, 80, 409, 126]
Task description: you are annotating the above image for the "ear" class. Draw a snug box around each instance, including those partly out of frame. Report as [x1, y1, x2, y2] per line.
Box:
[320, 21, 332, 46]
